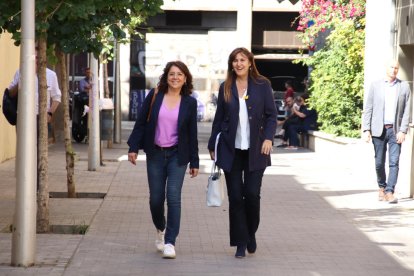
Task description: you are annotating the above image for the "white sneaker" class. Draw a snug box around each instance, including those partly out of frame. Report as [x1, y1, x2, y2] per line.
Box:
[155, 230, 165, 252]
[162, 243, 176, 259]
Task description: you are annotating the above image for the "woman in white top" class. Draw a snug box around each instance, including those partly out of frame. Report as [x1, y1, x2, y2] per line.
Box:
[208, 47, 277, 258]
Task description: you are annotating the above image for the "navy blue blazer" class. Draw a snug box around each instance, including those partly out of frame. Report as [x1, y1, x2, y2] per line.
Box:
[127, 89, 199, 169]
[208, 78, 277, 172]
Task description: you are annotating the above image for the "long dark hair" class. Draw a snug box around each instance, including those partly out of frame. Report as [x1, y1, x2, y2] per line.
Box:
[157, 61, 193, 96]
[224, 47, 269, 102]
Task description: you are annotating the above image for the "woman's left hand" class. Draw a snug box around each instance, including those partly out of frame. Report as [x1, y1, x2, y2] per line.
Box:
[189, 168, 199, 178]
[261, 139, 273, 155]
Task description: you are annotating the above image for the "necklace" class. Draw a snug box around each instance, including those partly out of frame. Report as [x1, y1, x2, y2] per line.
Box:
[236, 80, 248, 97]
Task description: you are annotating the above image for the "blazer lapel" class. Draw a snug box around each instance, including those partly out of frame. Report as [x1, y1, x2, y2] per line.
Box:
[246, 81, 255, 116]
[394, 80, 402, 120]
[177, 96, 188, 129]
[151, 92, 164, 124]
[378, 80, 385, 111]
[231, 82, 239, 101]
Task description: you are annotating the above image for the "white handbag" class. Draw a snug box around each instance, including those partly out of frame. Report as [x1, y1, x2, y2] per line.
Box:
[207, 133, 225, 207]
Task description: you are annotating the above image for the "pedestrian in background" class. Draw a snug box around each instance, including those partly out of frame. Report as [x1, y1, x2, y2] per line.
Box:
[127, 61, 199, 259]
[8, 47, 61, 123]
[79, 67, 93, 94]
[8, 47, 61, 189]
[283, 80, 294, 103]
[362, 59, 411, 204]
[285, 94, 317, 150]
[208, 47, 277, 258]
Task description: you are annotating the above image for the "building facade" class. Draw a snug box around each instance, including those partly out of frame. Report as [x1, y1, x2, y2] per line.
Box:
[126, 0, 308, 121]
[0, 33, 19, 163]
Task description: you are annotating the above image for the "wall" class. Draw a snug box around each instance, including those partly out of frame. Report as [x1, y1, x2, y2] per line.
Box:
[397, 0, 414, 197]
[146, 31, 237, 120]
[0, 33, 19, 163]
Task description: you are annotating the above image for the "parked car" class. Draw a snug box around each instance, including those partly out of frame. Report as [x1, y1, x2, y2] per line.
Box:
[274, 99, 287, 121]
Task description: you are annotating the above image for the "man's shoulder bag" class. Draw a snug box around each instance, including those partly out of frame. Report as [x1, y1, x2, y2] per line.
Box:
[2, 88, 18, 126]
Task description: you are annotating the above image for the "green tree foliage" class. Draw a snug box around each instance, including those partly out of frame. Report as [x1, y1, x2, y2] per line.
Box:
[0, 0, 163, 56]
[296, 0, 366, 137]
[300, 18, 365, 137]
[0, 0, 164, 232]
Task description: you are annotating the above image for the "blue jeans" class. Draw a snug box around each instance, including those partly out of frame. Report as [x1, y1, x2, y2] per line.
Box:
[372, 128, 402, 194]
[146, 147, 187, 246]
[224, 149, 265, 247]
[287, 124, 306, 147]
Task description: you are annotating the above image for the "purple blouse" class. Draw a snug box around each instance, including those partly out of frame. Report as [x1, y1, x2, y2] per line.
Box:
[154, 100, 180, 147]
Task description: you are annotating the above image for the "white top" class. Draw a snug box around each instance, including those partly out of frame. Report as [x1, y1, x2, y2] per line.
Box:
[235, 89, 250, 150]
[8, 68, 62, 115]
[383, 79, 397, 125]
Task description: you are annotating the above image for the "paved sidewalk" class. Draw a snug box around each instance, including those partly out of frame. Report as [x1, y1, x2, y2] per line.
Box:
[0, 122, 413, 275]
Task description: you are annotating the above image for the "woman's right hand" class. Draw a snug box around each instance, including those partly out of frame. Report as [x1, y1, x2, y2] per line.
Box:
[209, 151, 215, 161]
[128, 152, 138, 165]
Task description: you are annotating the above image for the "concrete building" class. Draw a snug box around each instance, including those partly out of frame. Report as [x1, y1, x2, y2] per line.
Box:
[126, 0, 308, 121]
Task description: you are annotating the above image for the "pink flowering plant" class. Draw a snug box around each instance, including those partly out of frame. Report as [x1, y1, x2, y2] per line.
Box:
[297, 0, 365, 50]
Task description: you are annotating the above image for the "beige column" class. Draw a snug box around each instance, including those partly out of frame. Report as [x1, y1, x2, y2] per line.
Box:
[120, 39, 131, 120]
[364, 0, 396, 97]
[237, 0, 252, 50]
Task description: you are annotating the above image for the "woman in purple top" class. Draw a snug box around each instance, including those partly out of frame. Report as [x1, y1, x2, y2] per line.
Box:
[127, 61, 199, 259]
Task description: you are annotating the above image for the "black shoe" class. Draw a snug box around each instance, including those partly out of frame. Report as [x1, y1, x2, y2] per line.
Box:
[274, 134, 283, 139]
[247, 236, 256, 254]
[276, 144, 287, 148]
[235, 245, 246, 258]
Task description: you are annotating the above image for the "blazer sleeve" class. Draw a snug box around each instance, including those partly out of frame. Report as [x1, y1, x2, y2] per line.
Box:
[208, 84, 225, 151]
[262, 82, 277, 140]
[399, 82, 411, 134]
[188, 97, 199, 168]
[48, 70, 61, 103]
[127, 89, 155, 153]
[8, 70, 20, 90]
[362, 82, 375, 132]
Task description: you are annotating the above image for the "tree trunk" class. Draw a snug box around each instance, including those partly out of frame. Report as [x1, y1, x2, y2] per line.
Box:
[36, 35, 50, 233]
[57, 49, 76, 198]
[103, 57, 110, 98]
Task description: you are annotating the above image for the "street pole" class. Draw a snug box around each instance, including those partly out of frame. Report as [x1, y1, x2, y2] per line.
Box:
[114, 40, 121, 143]
[11, 0, 37, 267]
[88, 55, 100, 171]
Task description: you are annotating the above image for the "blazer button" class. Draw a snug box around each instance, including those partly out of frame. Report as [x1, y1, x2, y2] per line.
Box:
[248, 106, 252, 109]
[249, 116, 252, 120]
